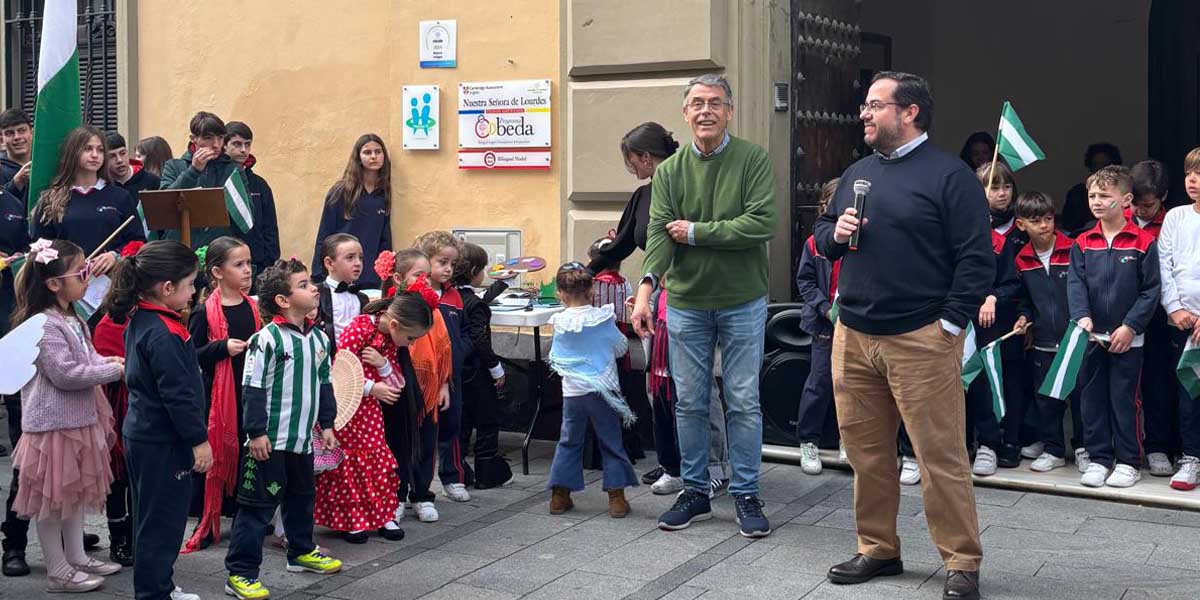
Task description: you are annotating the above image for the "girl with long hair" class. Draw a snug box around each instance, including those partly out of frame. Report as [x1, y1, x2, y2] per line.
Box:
[312, 134, 393, 288]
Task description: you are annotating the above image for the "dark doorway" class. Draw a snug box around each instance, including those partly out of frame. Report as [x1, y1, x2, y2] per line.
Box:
[1148, 0, 1200, 206]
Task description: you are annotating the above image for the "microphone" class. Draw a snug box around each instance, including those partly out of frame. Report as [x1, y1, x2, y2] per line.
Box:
[849, 179, 871, 251]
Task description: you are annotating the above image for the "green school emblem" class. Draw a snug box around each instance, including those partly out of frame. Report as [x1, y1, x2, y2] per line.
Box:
[267, 482, 282, 496]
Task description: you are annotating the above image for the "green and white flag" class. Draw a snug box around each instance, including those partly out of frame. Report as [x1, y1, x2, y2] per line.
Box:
[224, 169, 254, 233]
[1178, 337, 1200, 399]
[1038, 321, 1089, 400]
[962, 337, 1005, 420]
[28, 0, 81, 214]
[996, 101, 1045, 171]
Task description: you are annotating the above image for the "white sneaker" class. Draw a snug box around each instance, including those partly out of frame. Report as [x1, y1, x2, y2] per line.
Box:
[415, 501, 439, 522]
[838, 443, 848, 462]
[799, 443, 822, 475]
[1171, 455, 1200, 491]
[973, 446, 997, 476]
[1075, 448, 1092, 473]
[1105, 464, 1142, 488]
[394, 504, 405, 523]
[1148, 452, 1174, 477]
[1080, 463, 1110, 487]
[899, 456, 920, 486]
[171, 586, 200, 600]
[443, 483, 471, 502]
[1030, 452, 1067, 473]
[1020, 442, 1044, 460]
[651, 472, 684, 495]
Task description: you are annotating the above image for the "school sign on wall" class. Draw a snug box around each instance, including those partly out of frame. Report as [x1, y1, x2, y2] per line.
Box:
[458, 79, 551, 170]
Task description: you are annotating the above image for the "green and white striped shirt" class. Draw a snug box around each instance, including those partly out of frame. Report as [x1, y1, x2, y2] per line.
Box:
[243, 319, 333, 454]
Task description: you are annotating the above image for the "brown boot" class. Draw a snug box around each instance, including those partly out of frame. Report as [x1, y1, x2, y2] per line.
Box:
[549, 486, 574, 514]
[607, 489, 630, 518]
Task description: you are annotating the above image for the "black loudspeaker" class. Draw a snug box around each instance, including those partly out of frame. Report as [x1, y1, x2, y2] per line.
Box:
[760, 306, 813, 447]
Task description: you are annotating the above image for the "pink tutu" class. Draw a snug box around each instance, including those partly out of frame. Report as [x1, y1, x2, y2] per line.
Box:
[12, 402, 114, 520]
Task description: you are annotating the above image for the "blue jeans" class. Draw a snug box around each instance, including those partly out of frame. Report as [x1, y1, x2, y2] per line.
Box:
[548, 392, 638, 491]
[667, 296, 767, 496]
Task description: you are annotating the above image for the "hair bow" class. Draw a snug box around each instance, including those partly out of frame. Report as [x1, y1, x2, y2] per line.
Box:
[29, 239, 58, 265]
[406, 274, 440, 310]
[194, 246, 209, 272]
[374, 250, 397, 283]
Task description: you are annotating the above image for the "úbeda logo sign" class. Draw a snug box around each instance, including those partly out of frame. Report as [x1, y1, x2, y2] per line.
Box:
[458, 79, 552, 170]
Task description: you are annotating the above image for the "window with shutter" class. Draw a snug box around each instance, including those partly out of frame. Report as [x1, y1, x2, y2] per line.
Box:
[4, 0, 118, 131]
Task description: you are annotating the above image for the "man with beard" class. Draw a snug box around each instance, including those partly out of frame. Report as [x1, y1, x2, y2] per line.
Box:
[814, 71, 993, 600]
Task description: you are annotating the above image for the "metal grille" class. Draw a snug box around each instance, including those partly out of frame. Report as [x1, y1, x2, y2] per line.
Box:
[4, 0, 118, 131]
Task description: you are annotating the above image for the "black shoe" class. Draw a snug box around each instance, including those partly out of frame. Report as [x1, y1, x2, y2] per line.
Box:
[943, 570, 980, 600]
[997, 444, 1021, 468]
[83, 532, 101, 550]
[827, 554, 904, 584]
[110, 540, 134, 567]
[641, 466, 665, 485]
[377, 526, 405, 541]
[0, 444, 8, 457]
[344, 530, 369, 544]
[189, 526, 212, 550]
[1, 550, 29, 577]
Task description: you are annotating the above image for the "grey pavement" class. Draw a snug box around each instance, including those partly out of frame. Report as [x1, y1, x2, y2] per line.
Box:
[1, 427, 1199, 599]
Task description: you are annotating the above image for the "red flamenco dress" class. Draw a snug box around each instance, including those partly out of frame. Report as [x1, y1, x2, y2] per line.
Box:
[314, 314, 401, 532]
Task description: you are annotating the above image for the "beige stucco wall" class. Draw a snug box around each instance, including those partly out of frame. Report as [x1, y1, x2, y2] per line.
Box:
[135, 1, 560, 268]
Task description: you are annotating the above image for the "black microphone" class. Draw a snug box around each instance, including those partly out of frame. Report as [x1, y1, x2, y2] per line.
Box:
[849, 179, 871, 251]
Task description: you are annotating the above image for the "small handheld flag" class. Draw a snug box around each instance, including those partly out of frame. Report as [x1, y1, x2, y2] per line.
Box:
[1178, 338, 1200, 399]
[224, 169, 254, 233]
[1038, 321, 1089, 400]
[996, 101, 1045, 172]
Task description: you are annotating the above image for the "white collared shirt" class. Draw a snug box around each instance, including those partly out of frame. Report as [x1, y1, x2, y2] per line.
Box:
[325, 276, 360, 342]
[71, 179, 107, 194]
[879, 132, 929, 160]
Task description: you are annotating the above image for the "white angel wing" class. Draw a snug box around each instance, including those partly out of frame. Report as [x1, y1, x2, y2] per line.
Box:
[0, 313, 47, 394]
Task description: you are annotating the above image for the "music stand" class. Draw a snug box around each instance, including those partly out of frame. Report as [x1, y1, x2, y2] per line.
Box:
[139, 188, 229, 248]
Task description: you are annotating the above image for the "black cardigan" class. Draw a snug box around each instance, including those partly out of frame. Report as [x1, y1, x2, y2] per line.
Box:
[586, 183, 650, 273]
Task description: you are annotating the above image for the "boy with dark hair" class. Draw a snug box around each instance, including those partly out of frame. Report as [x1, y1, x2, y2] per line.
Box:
[224, 258, 342, 600]
[224, 121, 280, 275]
[1128, 159, 1176, 477]
[1014, 191, 1083, 473]
[160, 111, 238, 248]
[0, 108, 32, 198]
[1069, 165, 1161, 488]
[316, 233, 368, 349]
[105, 131, 159, 238]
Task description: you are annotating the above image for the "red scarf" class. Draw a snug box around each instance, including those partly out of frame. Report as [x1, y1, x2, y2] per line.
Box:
[183, 288, 261, 554]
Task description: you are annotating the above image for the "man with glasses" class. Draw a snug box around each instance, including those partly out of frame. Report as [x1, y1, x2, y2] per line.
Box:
[814, 71, 992, 600]
[631, 73, 777, 538]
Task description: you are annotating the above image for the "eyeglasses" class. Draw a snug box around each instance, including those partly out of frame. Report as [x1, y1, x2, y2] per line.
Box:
[49, 263, 91, 283]
[687, 99, 728, 111]
[859, 101, 905, 114]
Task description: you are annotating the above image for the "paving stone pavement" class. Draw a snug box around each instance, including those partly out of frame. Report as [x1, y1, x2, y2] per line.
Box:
[1, 427, 1199, 599]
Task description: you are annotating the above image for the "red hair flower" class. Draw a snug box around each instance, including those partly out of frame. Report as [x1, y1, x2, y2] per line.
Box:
[406, 274, 441, 310]
[374, 250, 396, 283]
[120, 241, 145, 258]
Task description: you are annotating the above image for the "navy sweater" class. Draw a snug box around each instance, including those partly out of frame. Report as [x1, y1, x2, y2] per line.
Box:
[814, 140, 995, 335]
[0, 189, 28, 335]
[1068, 220, 1161, 336]
[311, 185, 391, 287]
[122, 302, 208, 447]
[795, 235, 837, 337]
[32, 184, 146, 256]
[1015, 232, 1074, 350]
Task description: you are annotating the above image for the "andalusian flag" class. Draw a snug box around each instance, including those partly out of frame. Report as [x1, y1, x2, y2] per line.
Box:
[996, 101, 1045, 171]
[28, 0, 81, 214]
[1038, 321, 1089, 400]
[962, 337, 1006, 420]
[224, 169, 253, 233]
[1178, 338, 1200, 399]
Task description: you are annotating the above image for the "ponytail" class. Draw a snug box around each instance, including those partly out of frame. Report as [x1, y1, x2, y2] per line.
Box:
[104, 240, 198, 321]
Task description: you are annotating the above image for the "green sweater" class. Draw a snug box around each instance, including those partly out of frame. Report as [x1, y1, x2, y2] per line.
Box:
[644, 135, 777, 310]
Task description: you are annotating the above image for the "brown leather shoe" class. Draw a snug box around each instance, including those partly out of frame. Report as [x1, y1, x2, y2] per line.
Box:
[943, 569, 980, 600]
[607, 489, 630, 518]
[549, 487, 573, 514]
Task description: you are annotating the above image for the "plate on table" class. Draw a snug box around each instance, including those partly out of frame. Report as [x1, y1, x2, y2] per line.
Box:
[487, 256, 547, 280]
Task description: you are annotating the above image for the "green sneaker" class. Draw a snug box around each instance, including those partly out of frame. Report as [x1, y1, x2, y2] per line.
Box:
[225, 575, 270, 599]
[286, 549, 342, 574]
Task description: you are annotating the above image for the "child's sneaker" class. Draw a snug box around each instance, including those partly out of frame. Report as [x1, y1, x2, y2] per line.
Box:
[651, 473, 683, 495]
[1147, 452, 1174, 477]
[286, 549, 342, 574]
[225, 576, 270, 600]
[1171, 456, 1200, 491]
[799, 443, 822, 475]
[1080, 463, 1110, 487]
[838, 443, 848, 462]
[658, 489, 712, 530]
[171, 587, 201, 600]
[708, 477, 729, 499]
[443, 483, 471, 502]
[415, 501, 439, 522]
[1020, 442, 1044, 460]
[1075, 448, 1091, 473]
[1030, 453, 1067, 473]
[899, 456, 920, 486]
[972, 446, 997, 476]
[641, 466, 665, 485]
[1105, 464, 1142, 488]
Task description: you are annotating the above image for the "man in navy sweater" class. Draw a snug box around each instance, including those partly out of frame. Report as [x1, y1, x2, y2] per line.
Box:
[815, 71, 992, 600]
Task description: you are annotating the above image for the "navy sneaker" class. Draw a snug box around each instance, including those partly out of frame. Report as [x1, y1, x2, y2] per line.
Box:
[657, 489, 712, 530]
[735, 494, 771, 538]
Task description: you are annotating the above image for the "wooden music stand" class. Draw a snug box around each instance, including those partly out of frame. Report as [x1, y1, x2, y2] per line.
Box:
[139, 188, 228, 248]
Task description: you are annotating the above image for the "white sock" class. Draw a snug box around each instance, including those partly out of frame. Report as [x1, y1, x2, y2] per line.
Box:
[272, 508, 285, 538]
[383, 520, 401, 531]
[36, 516, 80, 581]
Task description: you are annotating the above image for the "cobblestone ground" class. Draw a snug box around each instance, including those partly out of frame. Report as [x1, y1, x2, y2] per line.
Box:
[1, 428, 1198, 599]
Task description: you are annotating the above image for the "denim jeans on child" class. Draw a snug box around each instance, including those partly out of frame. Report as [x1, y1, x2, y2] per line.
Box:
[548, 392, 638, 491]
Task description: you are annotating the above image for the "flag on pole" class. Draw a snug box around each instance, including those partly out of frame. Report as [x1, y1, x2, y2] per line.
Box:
[1178, 337, 1200, 399]
[27, 0, 81, 214]
[962, 337, 1006, 420]
[996, 101, 1045, 171]
[223, 169, 254, 233]
[1038, 321, 1089, 400]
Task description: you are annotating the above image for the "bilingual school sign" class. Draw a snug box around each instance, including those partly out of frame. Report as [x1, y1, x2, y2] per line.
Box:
[458, 79, 551, 170]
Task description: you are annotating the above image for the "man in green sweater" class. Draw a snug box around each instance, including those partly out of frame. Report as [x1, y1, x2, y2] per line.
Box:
[631, 74, 777, 538]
